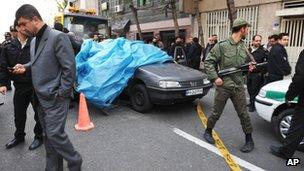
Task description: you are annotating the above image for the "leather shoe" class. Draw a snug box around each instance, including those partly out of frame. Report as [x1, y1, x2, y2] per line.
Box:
[29, 138, 43, 150]
[204, 131, 215, 144]
[269, 145, 289, 159]
[5, 138, 25, 149]
[240, 141, 254, 153]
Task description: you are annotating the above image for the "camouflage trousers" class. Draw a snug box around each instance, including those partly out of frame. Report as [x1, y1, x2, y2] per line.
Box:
[207, 86, 253, 134]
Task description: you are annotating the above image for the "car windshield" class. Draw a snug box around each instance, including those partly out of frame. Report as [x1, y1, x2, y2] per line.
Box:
[64, 15, 107, 39]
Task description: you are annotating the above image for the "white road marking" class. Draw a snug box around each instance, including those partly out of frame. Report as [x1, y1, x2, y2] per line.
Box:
[173, 128, 266, 171]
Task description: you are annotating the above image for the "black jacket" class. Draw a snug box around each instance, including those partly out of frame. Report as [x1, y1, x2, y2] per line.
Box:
[187, 42, 202, 62]
[250, 46, 268, 73]
[286, 49, 304, 105]
[267, 43, 291, 76]
[168, 43, 186, 58]
[0, 38, 32, 86]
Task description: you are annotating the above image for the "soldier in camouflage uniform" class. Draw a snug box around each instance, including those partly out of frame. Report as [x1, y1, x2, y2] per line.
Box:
[203, 18, 255, 153]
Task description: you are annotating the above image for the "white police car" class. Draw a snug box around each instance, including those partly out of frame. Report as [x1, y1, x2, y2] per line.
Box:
[255, 79, 304, 149]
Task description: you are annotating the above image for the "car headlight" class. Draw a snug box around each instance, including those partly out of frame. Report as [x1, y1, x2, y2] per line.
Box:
[258, 89, 267, 98]
[159, 81, 181, 88]
[203, 78, 210, 84]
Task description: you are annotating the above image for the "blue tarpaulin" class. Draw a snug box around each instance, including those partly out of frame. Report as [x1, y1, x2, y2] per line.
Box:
[76, 38, 172, 108]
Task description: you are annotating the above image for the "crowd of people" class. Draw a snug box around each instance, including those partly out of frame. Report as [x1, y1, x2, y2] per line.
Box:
[0, 3, 303, 170]
[147, 19, 302, 158]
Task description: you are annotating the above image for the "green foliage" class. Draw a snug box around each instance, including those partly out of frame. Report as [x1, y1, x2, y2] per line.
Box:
[55, 0, 68, 11]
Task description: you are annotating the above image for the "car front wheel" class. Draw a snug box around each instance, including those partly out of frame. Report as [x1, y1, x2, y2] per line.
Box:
[130, 84, 153, 113]
[273, 108, 304, 151]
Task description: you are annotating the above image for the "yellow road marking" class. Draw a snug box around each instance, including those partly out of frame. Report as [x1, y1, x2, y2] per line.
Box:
[197, 104, 242, 171]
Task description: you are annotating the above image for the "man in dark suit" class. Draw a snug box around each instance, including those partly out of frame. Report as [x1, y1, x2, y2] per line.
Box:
[0, 21, 43, 150]
[270, 49, 304, 159]
[247, 35, 268, 112]
[266, 33, 291, 83]
[13, 4, 82, 170]
[186, 37, 202, 70]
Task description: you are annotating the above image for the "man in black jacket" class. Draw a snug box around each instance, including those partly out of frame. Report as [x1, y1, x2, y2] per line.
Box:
[266, 33, 291, 83]
[269, 49, 304, 159]
[0, 22, 43, 150]
[187, 37, 202, 70]
[247, 35, 268, 112]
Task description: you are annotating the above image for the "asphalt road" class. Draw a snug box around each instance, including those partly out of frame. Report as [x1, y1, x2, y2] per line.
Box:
[0, 87, 303, 171]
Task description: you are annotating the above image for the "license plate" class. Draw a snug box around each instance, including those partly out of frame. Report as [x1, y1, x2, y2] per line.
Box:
[185, 88, 203, 96]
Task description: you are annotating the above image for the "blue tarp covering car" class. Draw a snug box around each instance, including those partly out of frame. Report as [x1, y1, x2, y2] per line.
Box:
[76, 38, 172, 108]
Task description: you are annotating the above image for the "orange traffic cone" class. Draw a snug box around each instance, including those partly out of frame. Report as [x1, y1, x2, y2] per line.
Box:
[75, 93, 94, 131]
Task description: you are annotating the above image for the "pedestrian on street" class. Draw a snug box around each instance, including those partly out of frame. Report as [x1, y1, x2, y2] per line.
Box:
[168, 37, 187, 65]
[269, 49, 304, 159]
[0, 20, 43, 150]
[266, 33, 291, 84]
[186, 37, 202, 70]
[247, 35, 268, 112]
[204, 18, 255, 153]
[13, 4, 82, 171]
[2, 31, 13, 91]
[151, 35, 164, 50]
[263, 34, 279, 52]
[2, 32, 12, 44]
[202, 34, 217, 62]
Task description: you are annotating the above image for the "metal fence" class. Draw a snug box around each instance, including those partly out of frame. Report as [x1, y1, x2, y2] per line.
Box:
[204, 6, 259, 46]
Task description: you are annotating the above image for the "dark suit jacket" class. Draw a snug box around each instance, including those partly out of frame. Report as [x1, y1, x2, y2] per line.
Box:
[27, 26, 76, 108]
[286, 49, 304, 105]
[267, 43, 291, 76]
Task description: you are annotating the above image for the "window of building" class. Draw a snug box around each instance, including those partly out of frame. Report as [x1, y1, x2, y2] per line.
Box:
[137, 0, 151, 7]
[204, 6, 259, 46]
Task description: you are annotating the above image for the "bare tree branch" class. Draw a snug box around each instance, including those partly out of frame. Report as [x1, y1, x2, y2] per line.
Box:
[226, 0, 237, 29]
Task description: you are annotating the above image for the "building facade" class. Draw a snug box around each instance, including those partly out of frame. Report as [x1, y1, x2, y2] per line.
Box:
[98, 0, 192, 49]
[196, 0, 304, 73]
[73, 0, 99, 15]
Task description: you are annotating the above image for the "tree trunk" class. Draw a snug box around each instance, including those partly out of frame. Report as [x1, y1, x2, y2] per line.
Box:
[130, 3, 143, 40]
[170, 0, 179, 37]
[194, 0, 204, 46]
[226, 0, 237, 30]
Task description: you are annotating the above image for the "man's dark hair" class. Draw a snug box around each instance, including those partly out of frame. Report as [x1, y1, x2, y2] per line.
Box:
[53, 22, 63, 31]
[232, 25, 247, 33]
[193, 37, 199, 43]
[278, 33, 289, 40]
[252, 34, 262, 41]
[211, 34, 217, 37]
[270, 34, 279, 41]
[15, 4, 42, 21]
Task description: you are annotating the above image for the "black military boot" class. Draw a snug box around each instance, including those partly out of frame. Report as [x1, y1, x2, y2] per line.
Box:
[241, 133, 254, 153]
[204, 128, 215, 144]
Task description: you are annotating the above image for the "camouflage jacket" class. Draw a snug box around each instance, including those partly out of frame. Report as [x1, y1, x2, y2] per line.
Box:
[204, 37, 249, 88]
